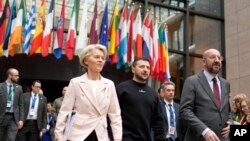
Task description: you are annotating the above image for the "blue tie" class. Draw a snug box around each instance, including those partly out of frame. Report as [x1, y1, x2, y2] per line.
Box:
[31, 94, 37, 109]
[168, 104, 176, 141]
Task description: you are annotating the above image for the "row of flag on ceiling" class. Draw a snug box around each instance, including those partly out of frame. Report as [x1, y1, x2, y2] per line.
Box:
[0, 0, 171, 82]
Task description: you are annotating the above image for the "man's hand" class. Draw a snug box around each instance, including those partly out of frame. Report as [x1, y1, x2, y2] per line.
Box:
[41, 128, 46, 133]
[17, 121, 23, 129]
[221, 121, 231, 139]
[204, 130, 220, 141]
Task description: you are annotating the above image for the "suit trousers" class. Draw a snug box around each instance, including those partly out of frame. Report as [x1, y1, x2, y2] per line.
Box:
[0, 113, 17, 141]
[17, 120, 40, 141]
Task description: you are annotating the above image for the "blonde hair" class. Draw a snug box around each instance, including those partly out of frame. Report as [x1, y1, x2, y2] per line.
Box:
[79, 44, 107, 68]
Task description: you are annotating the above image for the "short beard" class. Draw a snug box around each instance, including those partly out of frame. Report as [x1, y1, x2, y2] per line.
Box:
[10, 78, 18, 83]
[207, 66, 220, 75]
[134, 73, 148, 83]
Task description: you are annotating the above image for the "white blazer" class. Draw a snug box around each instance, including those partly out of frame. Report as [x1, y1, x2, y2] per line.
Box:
[55, 73, 122, 141]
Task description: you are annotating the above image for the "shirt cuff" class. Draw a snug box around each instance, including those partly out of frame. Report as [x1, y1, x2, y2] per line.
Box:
[202, 128, 210, 136]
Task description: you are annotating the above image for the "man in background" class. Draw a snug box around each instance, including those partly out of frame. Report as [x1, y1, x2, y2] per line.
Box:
[0, 68, 24, 141]
[52, 86, 67, 117]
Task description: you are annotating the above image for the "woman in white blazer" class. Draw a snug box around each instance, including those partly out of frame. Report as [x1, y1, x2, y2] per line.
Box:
[55, 44, 122, 141]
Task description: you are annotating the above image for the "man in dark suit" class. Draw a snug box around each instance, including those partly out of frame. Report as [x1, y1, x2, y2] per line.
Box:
[160, 81, 184, 141]
[17, 80, 47, 141]
[180, 48, 231, 141]
[0, 68, 24, 141]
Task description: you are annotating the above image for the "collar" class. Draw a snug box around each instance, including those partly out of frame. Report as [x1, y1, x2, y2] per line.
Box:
[5, 81, 13, 87]
[164, 99, 174, 106]
[203, 70, 219, 82]
[31, 92, 38, 97]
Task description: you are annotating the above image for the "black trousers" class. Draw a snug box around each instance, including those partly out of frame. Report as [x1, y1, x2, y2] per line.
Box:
[17, 120, 39, 141]
[84, 131, 98, 141]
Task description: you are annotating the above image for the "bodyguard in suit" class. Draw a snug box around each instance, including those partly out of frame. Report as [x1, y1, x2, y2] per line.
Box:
[0, 68, 24, 141]
[17, 80, 47, 141]
[160, 81, 184, 141]
[180, 48, 231, 141]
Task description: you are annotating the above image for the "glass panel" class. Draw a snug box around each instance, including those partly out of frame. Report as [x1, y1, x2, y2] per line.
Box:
[188, 0, 222, 17]
[188, 56, 203, 76]
[169, 53, 184, 99]
[149, 5, 185, 51]
[189, 15, 222, 55]
[162, 0, 186, 8]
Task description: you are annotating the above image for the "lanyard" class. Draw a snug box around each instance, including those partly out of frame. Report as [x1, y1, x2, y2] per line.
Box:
[7, 85, 13, 101]
[31, 95, 37, 109]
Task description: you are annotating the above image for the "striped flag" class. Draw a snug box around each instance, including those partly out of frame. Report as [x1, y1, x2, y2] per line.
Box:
[53, 0, 65, 59]
[89, 0, 98, 44]
[142, 14, 150, 60]
[134, 8, 142, 58]
[163, 28, 171, 81]
[75, 0, 88, 56]
[158, 27, 168, 81]
[148, 18, 154, 76]
[65, 0, 77, 60]
[3, 0, 16, 57]
[109, 0, 119, 64]
[9, 0, 26, 56]
[23, 1, 36, 55]
[99, 1, 108, 51]
[0, 0, 3, 17]
[116, 3, 127, 69]
[127, 7, 135, 64]
[152, 21, 160, 79]
[30, 0, 45, 55]
[41, 0, 54, 57]
[0, 0, 10, 56]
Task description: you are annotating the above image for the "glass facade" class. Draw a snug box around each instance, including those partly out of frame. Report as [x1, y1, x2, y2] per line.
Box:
[139, 0, 224, 99]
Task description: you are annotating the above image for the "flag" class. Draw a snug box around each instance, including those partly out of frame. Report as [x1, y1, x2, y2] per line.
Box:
[9, 0, 26, 56]
[142, 14, 150, 60]
[75, 0, 87, 56]
[158, 27, 168, 82]
[30, 0, 45, 55]
[127, 7, 135, 64]
[152, 21, 160, 79]
[65, 0, 77, 60]
[99, 1, 108, 49]
[23, 0, 36, 55]
[148, 18, 154, 76]
[0, 0, 10, 56]
[99, 0, 108, 63]
[116, 3, 127, 69]
[134, 8, 142, 58]
[109, 0, 119, 64]
[41, 0, 54, 57]
[163, 28, 171, 81]
[89, 0, 98, 44]
[53, 0, 65, 59]
[0, 0, 3, 17]
[3, 0, 16, 57]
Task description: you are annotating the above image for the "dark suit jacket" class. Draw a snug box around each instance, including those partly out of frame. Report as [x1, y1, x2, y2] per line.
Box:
[160, 101, 185, 141]
[23, 92, 47, 131]
[180, 71, 231, 141]
[0, 82, 24, 124]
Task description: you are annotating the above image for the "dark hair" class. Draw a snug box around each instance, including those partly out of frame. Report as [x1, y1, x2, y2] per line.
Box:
[132, 57, 150, 67]
[160, 81, 175, 90]
[32, 80, 41, 86]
